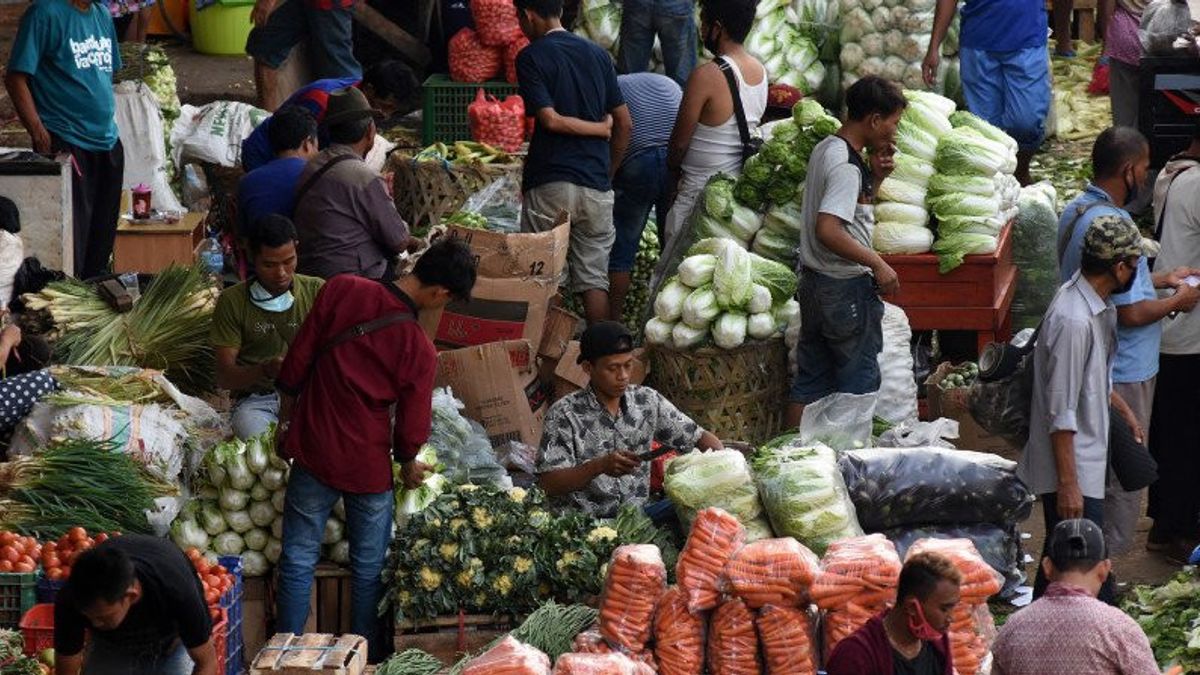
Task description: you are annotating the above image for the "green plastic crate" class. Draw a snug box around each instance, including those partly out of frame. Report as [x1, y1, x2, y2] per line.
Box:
[0, 572, 38, 629]
[422, 74, 519, 146]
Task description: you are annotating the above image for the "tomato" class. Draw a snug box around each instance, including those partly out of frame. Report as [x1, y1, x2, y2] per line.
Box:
[59, 566, 70, 578]
[1, 547, 19, 565]
[204, 587, 220, 605]
[14, 562, 34, 574]
[46, 568, 64, 581]
[18, 555, 34, 569]
[67, 527, 86, 543]
[0, 561, 14, 572]
[42, 554, 59, 570]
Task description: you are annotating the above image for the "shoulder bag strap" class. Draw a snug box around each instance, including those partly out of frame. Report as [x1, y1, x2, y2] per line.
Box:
[1057, 199, 1117, 265]
[314, 312, 415, 363]
[1154, 159, 1200, 241]
[294, 153, 359, 206]
[715, 57, 753, 154]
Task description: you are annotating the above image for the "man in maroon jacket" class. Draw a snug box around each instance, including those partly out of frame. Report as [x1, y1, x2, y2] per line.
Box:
[272, 238, 476, 662]
[826, 551, 962, 675]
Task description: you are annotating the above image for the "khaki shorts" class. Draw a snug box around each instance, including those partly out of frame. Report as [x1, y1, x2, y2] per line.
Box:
[521, 182, 615, 293]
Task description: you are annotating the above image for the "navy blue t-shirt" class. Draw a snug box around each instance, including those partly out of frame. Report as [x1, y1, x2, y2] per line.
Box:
[517, 30, 625, 193]
[237, 157, 307, 238]
[960, 0, 1048, 52]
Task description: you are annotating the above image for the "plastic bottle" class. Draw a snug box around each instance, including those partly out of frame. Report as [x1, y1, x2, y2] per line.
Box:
[197, 237, 224, 282]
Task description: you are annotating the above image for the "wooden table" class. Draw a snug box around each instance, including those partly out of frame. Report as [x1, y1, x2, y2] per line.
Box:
[882, 223, 1017, 356]
[1045, 0, 1097, 43]
[112, 211, 206, 273]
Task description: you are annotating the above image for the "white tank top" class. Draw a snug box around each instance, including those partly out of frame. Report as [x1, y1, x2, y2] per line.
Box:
[679, 57, 769, 189]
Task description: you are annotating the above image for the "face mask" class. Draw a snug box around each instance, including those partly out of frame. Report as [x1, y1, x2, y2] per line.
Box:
[1124, 170, 1140, 207]
[249, 280, 295, 313]
[906, 599, 944, 642]
[1115, 260, 1139, 294]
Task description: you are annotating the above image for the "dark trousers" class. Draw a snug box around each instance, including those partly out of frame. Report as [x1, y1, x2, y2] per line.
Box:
[53, 136, 125, 280]
[1034, 492, 1116, 605]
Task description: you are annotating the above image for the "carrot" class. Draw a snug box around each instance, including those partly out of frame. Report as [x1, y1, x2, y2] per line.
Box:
[462, 636, 551, 674]
[756, 604, 817, 675]
[599, 545, 666, 652]
[677, 508, 746, 613]
[653, 586, 705, 675]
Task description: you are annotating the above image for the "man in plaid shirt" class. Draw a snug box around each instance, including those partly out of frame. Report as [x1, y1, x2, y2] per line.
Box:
[246, 0, 361, 110]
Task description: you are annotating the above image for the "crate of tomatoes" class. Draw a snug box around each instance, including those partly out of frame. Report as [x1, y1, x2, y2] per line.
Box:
[0, 531, 39, 629]
[36, 528, 119, 604]
[185, 548, 242, 675]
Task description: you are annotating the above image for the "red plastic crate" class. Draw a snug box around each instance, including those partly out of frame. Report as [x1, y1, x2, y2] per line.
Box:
[19, 603, 54, 657]
[212, 609, 228, 675]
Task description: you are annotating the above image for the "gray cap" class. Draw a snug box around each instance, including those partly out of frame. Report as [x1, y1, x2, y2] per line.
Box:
[1048, 518, 1107, 567]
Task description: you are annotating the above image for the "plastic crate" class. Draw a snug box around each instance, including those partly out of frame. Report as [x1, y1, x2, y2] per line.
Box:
[0, 573, 38, 629]
[218, 556, 243, 675]
[19, 603, 53, 657]
[211, 608, 228, 675]
[35, 577, 65, 605]
[421, 74, 519, 146]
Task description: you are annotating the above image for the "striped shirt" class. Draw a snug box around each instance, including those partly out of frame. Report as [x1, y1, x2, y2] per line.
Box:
[617, 73, 682, 163]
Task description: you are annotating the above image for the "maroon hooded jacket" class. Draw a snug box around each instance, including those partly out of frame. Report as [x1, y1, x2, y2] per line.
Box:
[824, 614, 954, 675]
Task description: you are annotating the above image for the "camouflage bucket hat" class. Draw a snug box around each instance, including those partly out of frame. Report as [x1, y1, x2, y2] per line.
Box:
[1083, 214, 1154, 262]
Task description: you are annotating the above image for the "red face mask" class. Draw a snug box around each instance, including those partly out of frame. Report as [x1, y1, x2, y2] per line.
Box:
[906, 599, 944, 641]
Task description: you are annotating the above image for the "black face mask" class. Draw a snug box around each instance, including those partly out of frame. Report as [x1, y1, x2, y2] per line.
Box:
[1115, 260, 1138, 294]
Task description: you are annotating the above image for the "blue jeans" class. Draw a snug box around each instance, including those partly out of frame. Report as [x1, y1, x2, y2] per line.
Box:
[616, 0, 697, 88]
[232, 392, 279, 440]
[245, 0, 362, 78]
[610, 147, 671, 272]
[790, 272, 884, 404]
[276, 465, 394, 661]
[84, 639, 192, 674]
[1034, 492, 1117, 605]
[960, 46, 1051, 151]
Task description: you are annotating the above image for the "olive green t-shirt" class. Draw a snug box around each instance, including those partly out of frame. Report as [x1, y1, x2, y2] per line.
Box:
[209, 274, 324, 394]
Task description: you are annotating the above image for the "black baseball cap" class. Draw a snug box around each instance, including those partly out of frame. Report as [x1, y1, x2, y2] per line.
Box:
[578, 321, 633, 364]
[1048, 518, 1107, 568]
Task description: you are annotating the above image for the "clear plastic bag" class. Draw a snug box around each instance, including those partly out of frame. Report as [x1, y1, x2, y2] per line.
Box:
[653, 586, 706, 675]
[598, 545, 667, 652]
[756, 605, 818, 675]
[664, 450, 769, 540]
[812, 534, 902, 651]
[753, 441, 863, 556]
[723, 538, 820, 609]
[838, 447, 1034, 530]
[676, 508, 746, 613]
[708, 597, 761, 675]
[462, 173, 522, 233]
[552, 652, 642, 675]
[1011, 182, 1059, 330]
[798, 392, 878, 450]
[876, 302, 918, 424]
[496, 440, 538, 475]
[876, 417, 959, 448]
[903, 537, 1003, 602]
[884, 523, 1025, 597]
[429, 388, 512, 488]
[462, 636, 551, 675]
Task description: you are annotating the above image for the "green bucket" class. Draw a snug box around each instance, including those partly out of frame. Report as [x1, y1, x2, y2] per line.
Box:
[189, 0, 255, 56]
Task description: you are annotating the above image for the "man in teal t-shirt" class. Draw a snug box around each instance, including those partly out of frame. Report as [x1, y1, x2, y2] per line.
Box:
[4, 0, 123, 281]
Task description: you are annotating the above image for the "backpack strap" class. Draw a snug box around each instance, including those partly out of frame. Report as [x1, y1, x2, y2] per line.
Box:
[294, 153, 358, 206]
[1057, 198, 1118, 265]
[1155, 158, 1200, 241]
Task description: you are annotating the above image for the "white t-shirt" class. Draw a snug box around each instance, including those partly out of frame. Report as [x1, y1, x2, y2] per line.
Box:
[1154, 159, 1200, 355]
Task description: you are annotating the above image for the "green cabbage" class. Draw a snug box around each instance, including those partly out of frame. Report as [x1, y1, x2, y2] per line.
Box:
[748, 284, 773, 314]
[793, 99, 826, 127]
[875, 202, 929, 227]
[891, 152, 935, 188]
[734, 181, 767, 211]
[678, 254, 717, 288]
[743, 154, 775, 186]
[703, 173, 737, 219]
[895, 122, 939, 161]
[811, 114, 840, 138]
[933, 233, 999, 272]
[902, 100, 953, 139]
[241, 551, 269, 577]
[763, 202, 804, 236]
[878, 177, 927, 206]
[664, 450, 767, 536]
[750, 255, 799, 302]
[774, 298, 800, 328]
[949, 110, 1018, 154]
[873, 222, 933, 254]
[682, 285, 721, 328]
[225, 509, 254, 534]
[644, 317, 674, 345]
[213, 531, 245, 556]
[747, 312, 777, 340]
[754, 439, 862, 554]
[243, 528, 269, 552]
[171, 518, 210, 551]
[767, 177, 798, 205]
[249, 500, 276, 528]
[934, 127, 1016, 176]
[713, 312, 748, 349]
[264, 538, 282, 564]
[199, 502, 227, 536]
[219, 486, 250, 512]
[927, 173, 997, 198]
[671, 322, 708, 349]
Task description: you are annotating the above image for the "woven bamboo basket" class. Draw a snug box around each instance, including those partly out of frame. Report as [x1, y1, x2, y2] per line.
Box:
[390, 156, 522, 234]
[648, 338, 788, 445]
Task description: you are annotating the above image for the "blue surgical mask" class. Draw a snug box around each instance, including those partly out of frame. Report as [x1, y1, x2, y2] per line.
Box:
[249, 281, 294, 313]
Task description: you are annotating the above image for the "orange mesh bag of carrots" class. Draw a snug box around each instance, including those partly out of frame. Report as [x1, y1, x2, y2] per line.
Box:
[552, 652, 643, 675]
[571, 629, 610, 654]
[677, 507, 745, 613]
[707, 598, 761, 675]
[724, 537, 820, 609]
[812, 534, 902, 650]
[462, 635, 551, 675]
[653, 586, 705, 675]
[599, 544, 667, 652]
[470, 0, 521, 46]
[756, 604, 817, 675]
[448, 28, 503, 83]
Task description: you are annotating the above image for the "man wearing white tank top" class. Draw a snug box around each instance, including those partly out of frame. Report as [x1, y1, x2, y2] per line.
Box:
[662, 0, 767, 248]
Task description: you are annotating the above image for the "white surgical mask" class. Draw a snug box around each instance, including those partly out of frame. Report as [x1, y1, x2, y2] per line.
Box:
[249, 281, 294, 313]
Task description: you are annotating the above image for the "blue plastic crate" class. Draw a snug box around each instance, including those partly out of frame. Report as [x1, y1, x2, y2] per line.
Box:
[217, 556, 243, 675]
[35, 577, 66, 605]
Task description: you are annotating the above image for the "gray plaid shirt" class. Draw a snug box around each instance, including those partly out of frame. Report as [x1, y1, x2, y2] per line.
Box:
[537, 384, 703, 517]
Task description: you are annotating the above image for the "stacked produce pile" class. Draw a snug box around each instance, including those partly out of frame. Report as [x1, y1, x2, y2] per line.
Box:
[812, 533, 902, 650]
[838, 0, 958, 95]
[664, 449, 774, 542]
[0, 626, 56, 674]
[1049, 43, 1111, 141]
[572, 0, 623, 52]
[644, 238, 799, 350]
[1011, 182, 1061, 329]
[928, 112, 1020, 272]
[622, 226, 661, 336]
[1125, 569, 1200, 672]
[735, 100, 839, 215]
[745, 0, 836, 94]
[753, 438, 862, 555]
[447, 0, 527, 83]
[839, 446, 1034, 593]
[184, 546, 239, 612]
[904, 538, 1002, 675]
[872, 90, 955, 254]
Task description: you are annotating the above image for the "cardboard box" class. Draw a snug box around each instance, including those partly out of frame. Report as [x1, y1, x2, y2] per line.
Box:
[538, 305, 581, 362]
[436, 340, 548, 448]
[250, 633, 366, 674]
[552, 342, 649, 403]
[445, 215, 570, 280]
[925, 361, 1015, 455]
[419, 275, 558, 351]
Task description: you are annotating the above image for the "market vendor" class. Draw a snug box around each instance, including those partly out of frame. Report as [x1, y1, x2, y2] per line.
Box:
[53, 534, 218, 675]
[240, 76, 360, 173]
[922, 0, 1050, 184]
[211, 214, 323, 439]
[537, 321, 722, 518]
[825, 551, 961, 675]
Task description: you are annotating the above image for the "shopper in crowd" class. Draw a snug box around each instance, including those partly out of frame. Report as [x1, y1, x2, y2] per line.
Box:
[1147, 123, 1200, 560]
[246, 0, 361, 111]
[783, 76, 904, 430]
[237, 106, 319, 241]
[273, 238, 476, 662]
[1052, 0, 1078, 56]
[292, 87, 411, 281]
[1101, 0, 1147, 129]
[241, 76, 360, 173]
[537, 321, 722, 519]
[1021, 214, 1151, 605]
[5, 0, 123, 281]
[54, 535, 219, 675]
[617, 0, 697, 87]
[108, 0, 154, 43]
[923, 0, 1050, 184]
[515, 0, 632, 325]
[211, 215, 323, 440]
[609, 73, 682, 321]
[825, 551, 960, 675]
[1056, 126, 1200, 559]
[662, 0, 766, 246]
[991, 519, 1161, 675]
